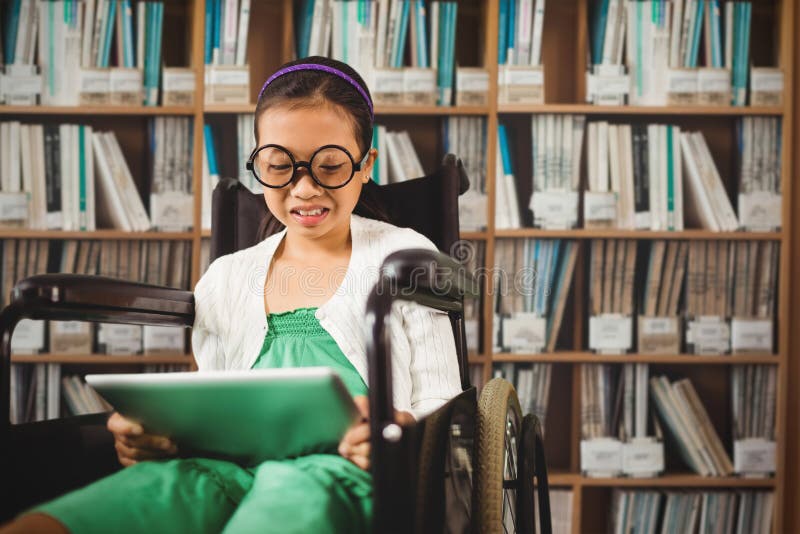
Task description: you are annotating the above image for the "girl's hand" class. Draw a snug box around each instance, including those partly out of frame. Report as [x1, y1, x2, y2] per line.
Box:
[338, 396, 415, 471]
[107, 412, 178, 467]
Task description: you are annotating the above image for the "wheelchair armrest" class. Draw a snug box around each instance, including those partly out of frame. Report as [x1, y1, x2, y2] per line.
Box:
[1, 274, 194, 429]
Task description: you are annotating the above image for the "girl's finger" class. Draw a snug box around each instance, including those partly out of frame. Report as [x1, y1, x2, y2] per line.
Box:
[115, 439, 173, 462]
[353, 396, 369, 418]
[349, 454, 370, 471]
[126, 433, 177, 453]
[107, 412, 143, 436]
[348, 442, 370, 459]
[343, 422, 370, 446]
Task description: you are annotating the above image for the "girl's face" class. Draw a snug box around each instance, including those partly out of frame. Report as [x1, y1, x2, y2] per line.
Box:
[256, 104, 375, 242]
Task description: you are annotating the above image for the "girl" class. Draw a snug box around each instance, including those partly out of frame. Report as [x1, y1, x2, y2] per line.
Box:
[1, 56, 461, 533]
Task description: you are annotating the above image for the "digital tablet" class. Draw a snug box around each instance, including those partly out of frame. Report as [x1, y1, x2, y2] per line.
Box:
[86, 367, 360, 466]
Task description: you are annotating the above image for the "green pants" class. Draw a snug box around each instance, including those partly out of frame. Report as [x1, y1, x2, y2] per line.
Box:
[34, 454, 372, 534]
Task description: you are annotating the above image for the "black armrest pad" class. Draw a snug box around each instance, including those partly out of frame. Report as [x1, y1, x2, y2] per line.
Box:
[7, 274, 195, 327]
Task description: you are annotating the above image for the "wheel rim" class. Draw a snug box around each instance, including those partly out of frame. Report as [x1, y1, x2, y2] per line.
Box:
[502, 405, 521, 533]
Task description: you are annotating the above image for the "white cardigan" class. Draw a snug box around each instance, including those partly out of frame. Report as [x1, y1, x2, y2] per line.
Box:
[191, 214, 462, 419]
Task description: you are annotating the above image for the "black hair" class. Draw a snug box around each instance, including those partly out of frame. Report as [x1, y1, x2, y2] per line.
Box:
[253, 56, 390, 240]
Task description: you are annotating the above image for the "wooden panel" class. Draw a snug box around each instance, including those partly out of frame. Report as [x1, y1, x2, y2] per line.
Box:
[540, 0, 581, 103]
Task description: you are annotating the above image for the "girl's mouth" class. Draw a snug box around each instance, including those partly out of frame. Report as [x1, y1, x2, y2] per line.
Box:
[290, 207, 330, 226]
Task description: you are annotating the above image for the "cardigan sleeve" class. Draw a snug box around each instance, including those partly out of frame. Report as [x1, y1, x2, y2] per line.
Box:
[191, 256, 229, 371]
[388, 228, 463, 419]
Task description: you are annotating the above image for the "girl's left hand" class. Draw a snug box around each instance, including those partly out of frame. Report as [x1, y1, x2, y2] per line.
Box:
[338, 395, 415, 470]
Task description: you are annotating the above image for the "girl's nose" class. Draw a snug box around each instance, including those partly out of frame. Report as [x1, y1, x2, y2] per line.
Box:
[290, 169, 323, 198]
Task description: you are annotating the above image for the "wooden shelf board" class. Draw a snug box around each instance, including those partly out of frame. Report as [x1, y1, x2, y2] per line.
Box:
[468, 355, 488, 364]
[11, 354, 194, 365]
[200, 229, 212, 238]
[0, 106, 195, 116]
[492, 352, 779, 364]
[498, 104, 785, 116]
[578, 474, 776, 488]
[0, 230, 195, 240]
[494, 229, 782, 240]
[460, 231, 488, 240]
[204, 104, 490, 116]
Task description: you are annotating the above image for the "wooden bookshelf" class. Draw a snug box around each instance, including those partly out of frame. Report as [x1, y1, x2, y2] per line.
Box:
[1, 0, 797, 531]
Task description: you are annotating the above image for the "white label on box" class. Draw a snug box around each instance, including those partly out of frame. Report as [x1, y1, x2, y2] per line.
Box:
[738, 192, 782, 230]
[403, 68, 436, 93]
[667, 69, 699, 93]
[530, 191, 578, 229]
[750, 69, 784, 93]
[99, 324, 142, 354]
[622, 439, 665, 476]
[163, 69, 196, 92]
[144, 325, 185, 352]
[207, 66, 249, 86]
[150, 191, 194, 230]
[464, 319, 479, 353]
[11, 319, 46, 353]
[731, 318, 773, 353]
[505, 66, 543, 86]
[686, 316, 730, 354]
[584, 192, 618, 222]
[502, 313, 546, 353]
[52, 321, 89, 335]
[589, 315, 632, 353]
[80, 69, 111, 93]
[110, 69, 143, 92]
[372, 69, 404, 94]
[458, 190, 488, 231]
[456, 69, 490, 92]
[0, 192, 28, 221]
[734, 439, 776, 474]
[698, 68, 731, 93]
[5, 73, 42, 96]
[640, 317, 678, 336]
[580, 438, 623, 476]
[587, 72, 630, 97]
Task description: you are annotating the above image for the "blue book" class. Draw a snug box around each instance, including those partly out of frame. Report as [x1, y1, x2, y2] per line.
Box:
[123, 0, 135, 67]
[78, 126, 87, 231]
[507, 0, 516, 63]
[153, 3, 164, 103]
[590, 0, 609, 65]
[740, 3, 752, 104]
[710, 0, 723, 68]
[204, 125, 219, 176]
[5, 0, 21, 65]
[295, 0, 314, 59]
[101, 0, 117, 68]
[416, 0, 429, 68]
[394, 0, 410, 68]
[205, 0, 213, 63]
[688, 0, 704, 68]
[497, 124, 513, 176]
[498, 0, 508, 64]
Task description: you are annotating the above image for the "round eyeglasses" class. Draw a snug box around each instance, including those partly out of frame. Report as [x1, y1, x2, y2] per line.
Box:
[246, 144, 369, 189]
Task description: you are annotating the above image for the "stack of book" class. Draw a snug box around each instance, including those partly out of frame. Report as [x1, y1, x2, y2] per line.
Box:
[372, 126, 424, 184]
[650, 375, 733, 476]
[498, 0, 546, 67]
[580, 363, 650, 442]
[589, 239, 637, 318]
[642, 240, 689, 318]
[612, 489, 773, 534]
[493, 239, 578, 354]
[493, 362, 552, 432]
[294, 0, 460, 105]
[732, 365, 776, 442]
[536, 488, 572, 534]
[204, 0, 251, 66]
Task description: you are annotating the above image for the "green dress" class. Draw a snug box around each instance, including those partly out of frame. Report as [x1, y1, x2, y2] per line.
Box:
[32, 307, 373, 534]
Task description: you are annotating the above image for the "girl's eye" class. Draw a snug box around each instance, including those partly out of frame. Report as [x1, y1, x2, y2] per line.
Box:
[320, 164, 345, 171]
[269, 164, 292, 171]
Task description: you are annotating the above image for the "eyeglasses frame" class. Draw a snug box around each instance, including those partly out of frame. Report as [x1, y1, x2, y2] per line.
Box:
[245, 143, 370, 190]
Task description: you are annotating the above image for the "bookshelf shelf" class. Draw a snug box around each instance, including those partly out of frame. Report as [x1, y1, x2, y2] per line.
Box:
[0, 106, 196, 116]
[459, 231, 489, 240]
[578, 474, 776, 488]
[491, 352, 780, 365]
[493, 229, 783, 241]
[497, 104, 785, 116]
[11, 354, 194, 365]
[203, 103, 491, 116]
[0, 230, 195, 240]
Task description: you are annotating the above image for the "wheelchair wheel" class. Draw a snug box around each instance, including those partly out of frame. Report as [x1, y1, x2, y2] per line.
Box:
[475, 378, 533, 534]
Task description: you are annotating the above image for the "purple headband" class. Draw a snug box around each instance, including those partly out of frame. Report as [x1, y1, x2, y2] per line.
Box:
[257, 63, 374, 119]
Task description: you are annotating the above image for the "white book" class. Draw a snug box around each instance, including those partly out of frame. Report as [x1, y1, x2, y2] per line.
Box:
[384, 132, 407, 183]
[622, 124, 636, 229]
[671, 127, 684, 231]
[607, 125, 621, 224]
[375, 0, 389, 68]
[376, 125, 388, 185]
[572, 116, 585, 190]
[47, 363, 61, 420]
[93, 132, 133, 231]
[516, 0, 533, 65]
[31, 125, 47, 230]
[680, 134, 720, 231]
[669, 0, 683, 67]
[331, 1, 344, 60]
[308, 0, 327, 57]
[222, 0, 239, 65]
[13, 0, 31, 65]
[20, 125, 36, 228]
[81, 0, 96, 67]
[724, 2, 733, 69]
[399, 131, 424, 177]
[560, 115, 572, 191]
[692, 133, 738, 231]
[136, 1, 145, 69]
[587, 122, 598, 191]
[635, 363, 648, 439]
[83, 126, 97, 231]
[601, 0, 620, 65]
[494, 138, 510, 229]
[597, 121, 609, 192]
[103, 132, 151, 231]
[529, 0, 545, 66]
[235, 0, 251, 66]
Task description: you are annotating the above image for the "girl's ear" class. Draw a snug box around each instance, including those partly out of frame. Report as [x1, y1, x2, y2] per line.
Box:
[361, 148, 378, 183]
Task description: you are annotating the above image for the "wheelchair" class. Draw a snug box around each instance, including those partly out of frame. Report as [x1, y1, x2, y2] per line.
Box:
[0, 155, 551, 533]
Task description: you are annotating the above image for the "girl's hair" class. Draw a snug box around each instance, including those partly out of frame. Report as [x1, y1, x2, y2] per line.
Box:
[254, 56, 390, 240]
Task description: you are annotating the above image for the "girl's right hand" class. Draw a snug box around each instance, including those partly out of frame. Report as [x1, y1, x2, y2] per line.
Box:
[107, 412, 178, 467]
